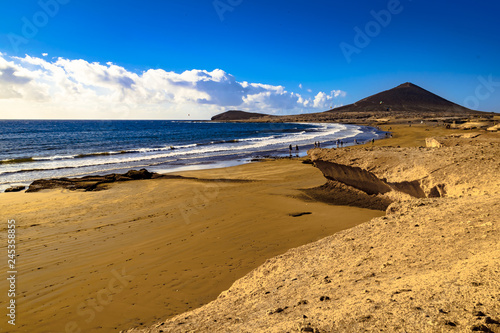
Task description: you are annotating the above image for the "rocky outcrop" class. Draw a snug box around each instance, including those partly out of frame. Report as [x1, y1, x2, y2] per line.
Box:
[26, 169, 156, 192]
[425, 137, 442, 148]
[4, 185, 26, 192]
[487, 124, 500, 132]
[24, 169, 252, 193]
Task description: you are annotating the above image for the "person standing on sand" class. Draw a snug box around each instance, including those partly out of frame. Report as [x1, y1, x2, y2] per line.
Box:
[295, 145, 299, 157]
[289, 144, 292, 157]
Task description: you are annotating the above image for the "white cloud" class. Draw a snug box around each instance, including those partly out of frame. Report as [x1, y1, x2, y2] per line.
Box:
[313, 90, 347, 109]
[0, 53, 347, 119]
[42, 53, 48, 57]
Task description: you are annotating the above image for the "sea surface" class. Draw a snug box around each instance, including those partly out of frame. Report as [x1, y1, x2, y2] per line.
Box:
[0, 120, 385, 191]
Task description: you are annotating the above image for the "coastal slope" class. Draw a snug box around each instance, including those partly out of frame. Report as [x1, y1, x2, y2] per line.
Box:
[129, 132, 500, 333]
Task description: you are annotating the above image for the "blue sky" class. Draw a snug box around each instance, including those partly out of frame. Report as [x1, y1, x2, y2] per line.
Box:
[0, 0, 499, 119]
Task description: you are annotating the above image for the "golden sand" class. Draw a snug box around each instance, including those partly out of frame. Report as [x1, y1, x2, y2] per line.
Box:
[0, 158, 383, 332]
[126, 125, 500, 333]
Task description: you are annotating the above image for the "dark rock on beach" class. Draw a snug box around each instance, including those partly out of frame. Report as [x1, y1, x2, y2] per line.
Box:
[24, 169, 250, 193]
[26, 169, 156, 193]
[4, 185, 26, 193]
[121, 169, 154, 180]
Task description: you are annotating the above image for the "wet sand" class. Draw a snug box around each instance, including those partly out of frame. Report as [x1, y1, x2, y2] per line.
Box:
[0, 158, 384, 332]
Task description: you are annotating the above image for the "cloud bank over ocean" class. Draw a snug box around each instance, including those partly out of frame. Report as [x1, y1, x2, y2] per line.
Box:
[0, 53, 346, 119]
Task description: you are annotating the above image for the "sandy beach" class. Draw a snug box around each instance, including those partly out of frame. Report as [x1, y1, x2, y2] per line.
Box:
[1, 122, 498, 332]
[1, 1, 498, 331]
[0, 156, 383, 332]
[126, 123, 500, 333]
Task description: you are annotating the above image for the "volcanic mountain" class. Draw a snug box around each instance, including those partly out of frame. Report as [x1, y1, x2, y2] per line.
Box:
[211, 83, 488, 123]
[325, 82, 475, 113]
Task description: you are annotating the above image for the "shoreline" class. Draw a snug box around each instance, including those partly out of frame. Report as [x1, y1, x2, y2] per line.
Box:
[0, 121, 384, 193]
[1, 121, 497, 332]
[0, 122, 385, 193]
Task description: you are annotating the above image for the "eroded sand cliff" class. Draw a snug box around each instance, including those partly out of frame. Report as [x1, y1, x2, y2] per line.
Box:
[129, 134, 500, 333]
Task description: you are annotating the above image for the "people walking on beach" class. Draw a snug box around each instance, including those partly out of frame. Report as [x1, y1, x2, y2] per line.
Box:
[289, 144, 292, 157]
[317, 141, 320, 148]
[371, 138, 375, 145]
[295, 145, 299, 157]
[314, 141, 317, 148]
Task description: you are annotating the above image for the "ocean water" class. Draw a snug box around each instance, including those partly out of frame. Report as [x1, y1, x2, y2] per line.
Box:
[0, 120, 385, 191]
